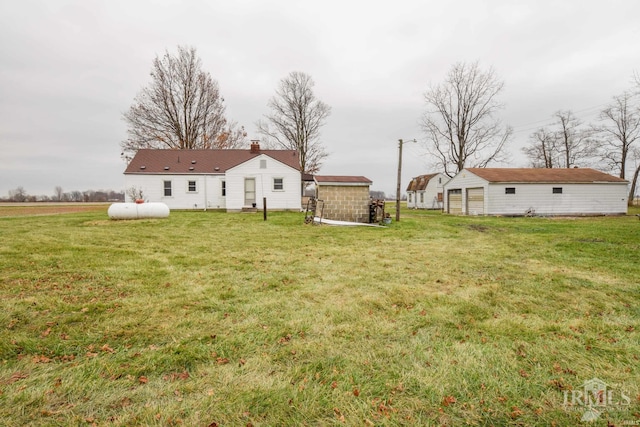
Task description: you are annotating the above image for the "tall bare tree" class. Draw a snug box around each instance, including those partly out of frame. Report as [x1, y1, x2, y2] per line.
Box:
[257, 71, 331, 176]
[628, 149, 640, 206]
[593, 91, 640, 179]
[121, 46, 247, 161]
[522, 127, 559, 168]
[421, 62, 512, 176]
[554, 110, 595, 168]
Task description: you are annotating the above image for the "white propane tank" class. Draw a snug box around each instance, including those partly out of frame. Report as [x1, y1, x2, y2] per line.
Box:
[108, 202, 170, 220]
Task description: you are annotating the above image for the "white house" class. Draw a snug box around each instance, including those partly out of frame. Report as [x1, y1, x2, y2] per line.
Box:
[406, 173, 449, 209]
[443, 168, 628, 216]
[123, 142, 301, 211]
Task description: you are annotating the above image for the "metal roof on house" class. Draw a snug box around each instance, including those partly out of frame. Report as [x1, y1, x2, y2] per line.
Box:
[406, 173, 439, 192]
[314, 175, 372, 184]
[124, 148, 300, 174]
[465, 168, 627, 184]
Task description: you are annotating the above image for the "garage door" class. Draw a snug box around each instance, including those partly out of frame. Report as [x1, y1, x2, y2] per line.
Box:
[466, 188, 484, 215]
[448, 189, 462, 214]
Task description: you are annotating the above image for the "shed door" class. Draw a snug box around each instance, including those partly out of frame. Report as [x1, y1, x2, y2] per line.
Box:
[466, 188, 484, 215]
[448, 189, 462, 214]
[244, 178, 256, 206]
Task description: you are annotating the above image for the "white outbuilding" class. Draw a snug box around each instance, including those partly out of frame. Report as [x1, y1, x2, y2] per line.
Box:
[443, 168, 628, 216]
[406, 173, 449, 209]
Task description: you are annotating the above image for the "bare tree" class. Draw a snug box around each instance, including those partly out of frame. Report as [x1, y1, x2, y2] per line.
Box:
[121, 45, 247, 161]
[8, 187, 28, 202]
[629, 150, 640, 206]
[554, 110, 595, 168]
[593, 91, 640, 179]
[421, 62, 512, 176]
[54, 186, 64, 202]
[126, 186, 144, 202]
[522, 127, 559, 168]
[257, 71, 331, 176]
[69, 191, 83, 202]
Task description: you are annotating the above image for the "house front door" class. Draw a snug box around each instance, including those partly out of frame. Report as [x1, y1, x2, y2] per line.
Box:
[244, 178, 256, 206]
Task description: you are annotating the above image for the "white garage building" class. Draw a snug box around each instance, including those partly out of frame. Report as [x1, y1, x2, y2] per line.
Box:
[443, 168, 628, 216]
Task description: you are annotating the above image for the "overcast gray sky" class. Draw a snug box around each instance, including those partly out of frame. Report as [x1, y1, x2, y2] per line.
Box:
[1, 0, 639, 198]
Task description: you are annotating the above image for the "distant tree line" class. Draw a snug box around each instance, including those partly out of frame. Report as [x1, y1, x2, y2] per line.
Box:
[1, 186, 124, 203]
[369, 190, 386, 200]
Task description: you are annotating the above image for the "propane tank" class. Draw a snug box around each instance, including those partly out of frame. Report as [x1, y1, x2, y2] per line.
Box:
[108, 202, 170, 220]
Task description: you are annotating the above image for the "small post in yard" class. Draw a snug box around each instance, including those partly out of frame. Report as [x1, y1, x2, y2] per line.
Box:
[263, 197, 267, 221]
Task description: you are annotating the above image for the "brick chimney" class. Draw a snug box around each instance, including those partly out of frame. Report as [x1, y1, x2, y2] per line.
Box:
[250, 140, 260, 153]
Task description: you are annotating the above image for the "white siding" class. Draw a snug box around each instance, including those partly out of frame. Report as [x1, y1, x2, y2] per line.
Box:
[225, 154, 301, 211]
[408, 173, 449, 209]
[124, 174, 226, 210]
[487, 183, 628, 215]
[422, 173, 448, 209]
[407, 191, 416, 208]
[444, 169, 628, 216]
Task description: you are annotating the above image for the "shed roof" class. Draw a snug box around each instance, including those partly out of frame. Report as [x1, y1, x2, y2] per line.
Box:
[466, 168, 627, 184]
[124, 148, 300, 174]
[406, 173, 439, 191]
[314, 175, 372, 185]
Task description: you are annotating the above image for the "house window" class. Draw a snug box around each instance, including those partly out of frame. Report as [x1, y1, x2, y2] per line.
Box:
[273, 177, 284, 191]
[260, 159, 267, 169]
[221, 180, 226, 197]
[505, 187, 516, 194]
[420, 192, 424, 203]
[552, 187, 563, 194]
[408, 193, 412, 203]
[187, 180, 197, 192]
[163, 180, 172, 197]
[438, 177, 442, 184]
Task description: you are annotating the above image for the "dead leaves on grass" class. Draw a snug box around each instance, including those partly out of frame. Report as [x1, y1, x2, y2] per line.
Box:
[7, 372, 28, 384]
[163, 371, 190, 381]
[441, 395, 457, 407]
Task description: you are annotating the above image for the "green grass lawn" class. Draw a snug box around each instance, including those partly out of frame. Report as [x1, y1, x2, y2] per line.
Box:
[1, 207, 639, 426]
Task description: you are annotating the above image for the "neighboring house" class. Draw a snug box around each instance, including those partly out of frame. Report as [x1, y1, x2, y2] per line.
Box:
[123, 142, 301, 211]
[443, 168, 628, 216]
[406, 173, 449, 209]
[314, 175, 372, 223]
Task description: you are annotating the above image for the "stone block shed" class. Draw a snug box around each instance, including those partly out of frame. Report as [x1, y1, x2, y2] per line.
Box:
[314, 175, 372, 223]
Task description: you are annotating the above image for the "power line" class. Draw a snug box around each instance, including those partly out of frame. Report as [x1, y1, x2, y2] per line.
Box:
[511, 100, 640, 134]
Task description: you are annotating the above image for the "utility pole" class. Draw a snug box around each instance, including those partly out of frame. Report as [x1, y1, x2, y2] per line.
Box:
[396, 138, 416, 222]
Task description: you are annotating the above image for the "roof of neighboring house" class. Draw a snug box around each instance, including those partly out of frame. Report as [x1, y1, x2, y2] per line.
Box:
[314, 175, 372, 185]
[124, 148, 300, 174]
[406, 173, 440, 192]
[465, 168, 627, 183]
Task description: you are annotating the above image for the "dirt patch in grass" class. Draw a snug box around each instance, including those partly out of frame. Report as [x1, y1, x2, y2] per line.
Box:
[0, 203, 108, 217]
[468, 224, 490, 232]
